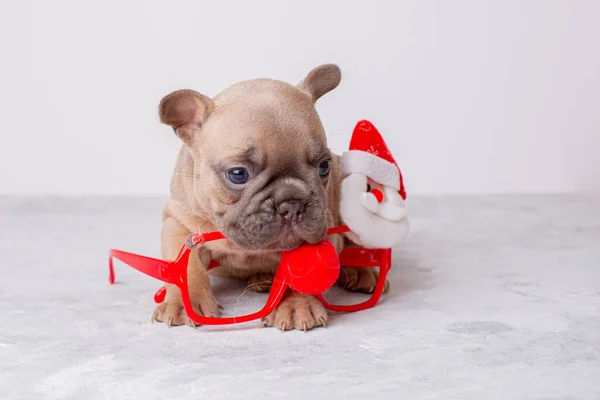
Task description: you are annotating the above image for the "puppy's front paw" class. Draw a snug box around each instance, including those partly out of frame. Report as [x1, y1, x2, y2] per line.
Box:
[261, 294, 327, 332]
[151, 294, 221, 328]
[338, 267, 390, 294]
[152, 301, 196, 328]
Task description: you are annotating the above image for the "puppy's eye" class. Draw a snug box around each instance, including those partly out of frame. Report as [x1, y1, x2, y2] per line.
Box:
[318, 160, 330, 177]
[226, 168, 249, 184]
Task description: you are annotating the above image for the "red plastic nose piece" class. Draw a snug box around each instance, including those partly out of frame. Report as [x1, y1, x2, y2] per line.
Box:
[280, 240, 340, 295]
[371, 189, 384, 203]
[154, 287, 167, 303]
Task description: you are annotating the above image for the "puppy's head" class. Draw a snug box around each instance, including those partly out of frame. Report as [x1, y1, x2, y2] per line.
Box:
[159, 64, 341, 250]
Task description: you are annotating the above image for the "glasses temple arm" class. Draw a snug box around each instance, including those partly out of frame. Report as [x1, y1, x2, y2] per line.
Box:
[326, 225, 350, 236]
[109, 245, 190, 285]
[109, 232, 230, 285]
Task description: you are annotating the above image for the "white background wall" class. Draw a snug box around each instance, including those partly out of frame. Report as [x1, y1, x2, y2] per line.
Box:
[1, 0, 599, 196]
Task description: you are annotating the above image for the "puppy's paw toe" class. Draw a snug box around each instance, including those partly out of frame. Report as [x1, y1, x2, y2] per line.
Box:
[191, 294, 222, 319]
[261, 294, 328, 332]
[339, 267, 386, 294]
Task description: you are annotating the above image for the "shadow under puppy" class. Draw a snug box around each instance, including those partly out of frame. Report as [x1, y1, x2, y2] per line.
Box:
[155, 64, 380, 331]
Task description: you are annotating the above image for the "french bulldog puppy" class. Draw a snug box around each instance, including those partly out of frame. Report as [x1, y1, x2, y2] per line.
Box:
[153, 64, 378, 331]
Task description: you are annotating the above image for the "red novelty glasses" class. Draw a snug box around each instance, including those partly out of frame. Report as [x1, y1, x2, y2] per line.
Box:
[109, 226, 391, 326]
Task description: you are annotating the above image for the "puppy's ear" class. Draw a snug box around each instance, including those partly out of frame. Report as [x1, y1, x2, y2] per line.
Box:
[159, 89, 214, 145]
[298, 64, 341, 102]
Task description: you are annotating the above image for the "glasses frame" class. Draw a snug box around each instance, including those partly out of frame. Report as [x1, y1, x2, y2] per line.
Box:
[109, 226, 392, 326]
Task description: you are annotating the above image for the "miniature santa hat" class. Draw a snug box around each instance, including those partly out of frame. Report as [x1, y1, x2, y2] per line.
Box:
[340, 120, 406, 200]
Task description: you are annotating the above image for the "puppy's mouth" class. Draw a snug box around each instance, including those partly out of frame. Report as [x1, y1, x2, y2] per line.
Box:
[219, 207, 328, 251]
[223, 222, 326, 251]
[265, 224, 327, 250]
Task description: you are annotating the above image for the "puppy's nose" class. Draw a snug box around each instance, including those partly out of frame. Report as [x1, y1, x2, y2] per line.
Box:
[277, 200, 305, 224]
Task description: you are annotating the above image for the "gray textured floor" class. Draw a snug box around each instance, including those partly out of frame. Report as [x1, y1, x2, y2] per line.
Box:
[1, 195, 599, 400]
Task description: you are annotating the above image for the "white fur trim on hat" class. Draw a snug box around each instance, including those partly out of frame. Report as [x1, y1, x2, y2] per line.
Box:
[340, 150, 400, 190]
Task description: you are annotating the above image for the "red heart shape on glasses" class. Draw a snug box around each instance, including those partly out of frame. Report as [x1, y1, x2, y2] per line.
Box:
[280, 240, 340, 295]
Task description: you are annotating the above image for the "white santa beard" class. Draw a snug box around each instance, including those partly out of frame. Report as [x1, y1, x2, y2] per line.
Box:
[340, 173, 410, 248]
[376, 187, 407, 221]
